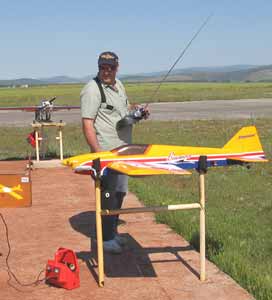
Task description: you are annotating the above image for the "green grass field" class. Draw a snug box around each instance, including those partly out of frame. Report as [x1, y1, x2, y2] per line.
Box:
[0, 81, 272, 106]
[0, 119, 271, 300]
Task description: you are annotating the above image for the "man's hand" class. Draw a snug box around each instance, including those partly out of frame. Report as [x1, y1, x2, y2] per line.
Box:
[129, 104, 150, 120]
[141, 105, 150, 119]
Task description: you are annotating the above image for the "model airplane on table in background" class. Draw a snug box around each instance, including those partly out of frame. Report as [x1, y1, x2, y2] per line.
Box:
[0, 97, 80, 122]
[63, 126, 268, 177]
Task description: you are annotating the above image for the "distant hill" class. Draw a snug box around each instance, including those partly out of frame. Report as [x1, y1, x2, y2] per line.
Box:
[38, 76, 83, 84]
[0, 78, 46, 86]
[121, 65, 272, 82]
[1, 64, 272, 86]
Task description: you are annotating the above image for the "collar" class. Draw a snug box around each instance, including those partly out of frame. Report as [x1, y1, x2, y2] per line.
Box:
[102, 80, 118, 92]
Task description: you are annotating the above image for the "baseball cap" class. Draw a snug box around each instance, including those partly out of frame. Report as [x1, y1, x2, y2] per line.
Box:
[98, 51, 119, 66]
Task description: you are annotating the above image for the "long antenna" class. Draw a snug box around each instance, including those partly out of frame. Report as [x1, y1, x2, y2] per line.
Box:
[149, 14, 213, 102]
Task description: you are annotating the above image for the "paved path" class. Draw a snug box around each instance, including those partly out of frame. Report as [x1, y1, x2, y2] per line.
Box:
[1, 99, 272, 126]
[0, 165, 254, 300]
[148, 98, 272, 121]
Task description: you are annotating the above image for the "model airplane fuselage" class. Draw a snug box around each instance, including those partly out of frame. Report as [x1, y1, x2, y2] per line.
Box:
[0, 97, 80, 122]
[63, 126, 268, 177]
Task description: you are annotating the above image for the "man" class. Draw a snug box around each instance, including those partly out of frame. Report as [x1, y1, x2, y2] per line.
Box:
[80, 51, 148, 254]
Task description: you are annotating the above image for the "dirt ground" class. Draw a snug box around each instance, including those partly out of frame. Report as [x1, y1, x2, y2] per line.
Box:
[0, 161, 254, 300]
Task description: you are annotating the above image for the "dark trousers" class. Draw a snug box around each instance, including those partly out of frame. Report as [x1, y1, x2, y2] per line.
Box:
[100, 171, 126, 241]
[101, 191, 125, 241]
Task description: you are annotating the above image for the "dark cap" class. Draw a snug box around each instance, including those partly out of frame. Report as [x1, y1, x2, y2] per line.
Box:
[98, 51, 119, 66]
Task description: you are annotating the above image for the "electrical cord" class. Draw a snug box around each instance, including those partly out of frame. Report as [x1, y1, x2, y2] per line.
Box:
[0, 212, 46, 291]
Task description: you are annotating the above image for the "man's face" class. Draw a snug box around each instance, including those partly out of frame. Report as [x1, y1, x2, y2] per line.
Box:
[98, 64, 118, 85]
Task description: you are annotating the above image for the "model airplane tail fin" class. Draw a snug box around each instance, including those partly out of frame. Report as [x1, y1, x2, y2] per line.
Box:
[49, 96, 56, 104]
[223, 126, 265, 153]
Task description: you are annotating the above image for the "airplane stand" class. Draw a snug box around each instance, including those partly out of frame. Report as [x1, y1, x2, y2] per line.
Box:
[31, 121, 66, 161]
[93, 156, 207, 287]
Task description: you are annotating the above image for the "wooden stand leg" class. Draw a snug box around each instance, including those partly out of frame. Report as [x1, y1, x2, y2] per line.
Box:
[95, 178, 104, 287]
[35, 130, 40, 162]
[59, 128, 63, 160]
[199, 172, 206, 281]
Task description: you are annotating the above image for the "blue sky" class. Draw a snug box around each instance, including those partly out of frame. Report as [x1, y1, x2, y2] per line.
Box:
[0, 0, 271, 79]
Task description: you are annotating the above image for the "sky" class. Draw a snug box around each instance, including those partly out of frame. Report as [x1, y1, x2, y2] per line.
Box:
[0, 0, 271, 79]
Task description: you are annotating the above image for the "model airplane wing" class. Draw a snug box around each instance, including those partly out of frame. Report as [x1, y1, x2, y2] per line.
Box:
[73, 161, 191, 176]
[107, 161, 191, 176]
[0, 106, 38, 112]
[0, 105, 80, 111]
[52, 106, 80, 111]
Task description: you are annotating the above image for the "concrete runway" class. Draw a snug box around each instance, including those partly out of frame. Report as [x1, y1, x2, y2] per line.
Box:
[1, 98, 272, 126]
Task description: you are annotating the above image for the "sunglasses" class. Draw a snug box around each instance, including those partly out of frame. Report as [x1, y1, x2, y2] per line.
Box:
[99, 65, 117, 72]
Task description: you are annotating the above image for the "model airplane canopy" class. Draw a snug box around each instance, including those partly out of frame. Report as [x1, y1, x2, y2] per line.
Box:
[0, 97, 80, 121]
[63, 126, 268, 177]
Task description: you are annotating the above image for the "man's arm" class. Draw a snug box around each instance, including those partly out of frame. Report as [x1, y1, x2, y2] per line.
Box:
[82, 118, 101, 152]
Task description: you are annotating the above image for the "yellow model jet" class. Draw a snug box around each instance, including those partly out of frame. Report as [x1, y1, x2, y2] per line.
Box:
[63, 126, 268, 176]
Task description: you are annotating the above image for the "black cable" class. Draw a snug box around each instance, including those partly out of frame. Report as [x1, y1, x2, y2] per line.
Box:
[0, 212, 46, 290]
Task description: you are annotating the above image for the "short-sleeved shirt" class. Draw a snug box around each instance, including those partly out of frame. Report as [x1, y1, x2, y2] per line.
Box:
[81, 78, 132, 151]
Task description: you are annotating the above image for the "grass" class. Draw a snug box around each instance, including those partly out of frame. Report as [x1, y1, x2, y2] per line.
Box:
[0, 119, 271, 300]
[0, 125, 89, 160]
[126, 82, 272, 103]
[0, 81, 272, 106]
[130, 119, 272, 300]
[0, 84, 82, 107]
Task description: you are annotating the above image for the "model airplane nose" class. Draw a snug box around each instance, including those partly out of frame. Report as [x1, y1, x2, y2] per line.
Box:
[62, 158, 71, 166]
[62, 158, 80, 167]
